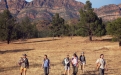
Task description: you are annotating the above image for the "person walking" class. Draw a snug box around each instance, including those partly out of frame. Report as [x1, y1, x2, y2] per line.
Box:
[71, 53, 78, 75]
[96, 54, 107, 75]
[63, 55, 70, 75]
[18, 54, 29, 75]
[42, 55, 50, 75]
[72, 52, 78, 60]
[79, 52, 86, 73]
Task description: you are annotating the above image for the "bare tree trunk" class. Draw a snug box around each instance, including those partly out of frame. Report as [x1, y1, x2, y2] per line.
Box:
[53, 33, 54, 40]
[119, 37, 121, 46]
[119, 41, 121, 46]
[7, 39, 10, 44]
[89, 35, 92, 41]
[7, 34, 11, 44]
[89, 30, 92, 41]
[7, 30, 12, 44]
[88, 23, 92, 41]
[71, 33, 73, 40]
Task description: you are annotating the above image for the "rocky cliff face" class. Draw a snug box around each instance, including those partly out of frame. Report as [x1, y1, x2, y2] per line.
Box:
[0, 0, 8, 12]
[94, 4, 121, 21]
[0, 0, 27, 15]
[7, 0, 27, 15]
[0, 0, 84, 20]
[17, 0, 84, 20]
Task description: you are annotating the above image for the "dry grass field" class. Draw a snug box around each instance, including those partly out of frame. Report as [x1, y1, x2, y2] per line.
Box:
[0, 36, 121, 75]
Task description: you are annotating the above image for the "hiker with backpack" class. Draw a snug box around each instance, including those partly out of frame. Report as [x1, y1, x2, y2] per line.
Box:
[96, 54, 107, 75]
[63, 55, 71, 75]
[79, 52, 86, 73]
[42, 55, 50, 75]
[71, 53, 79, 75]
[18, 54, 29, 75]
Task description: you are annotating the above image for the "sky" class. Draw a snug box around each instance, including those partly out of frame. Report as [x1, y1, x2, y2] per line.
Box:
[26, 0, 121, 8]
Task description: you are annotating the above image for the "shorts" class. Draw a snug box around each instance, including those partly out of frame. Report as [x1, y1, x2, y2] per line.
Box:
[65, 66, 70, 70]
[20, 67, 27, 73]
[80, 61, 86, 65]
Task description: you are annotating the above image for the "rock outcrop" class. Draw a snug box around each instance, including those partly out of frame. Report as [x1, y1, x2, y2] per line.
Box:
[0, 0, 27, 16]
[17, 0, 84, 20]
[0, 0, 84, 20]
[94, 4, 121, 21]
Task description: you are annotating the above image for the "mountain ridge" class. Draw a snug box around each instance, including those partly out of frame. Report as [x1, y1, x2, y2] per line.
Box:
[94, 4, 121, 21]
[0, 0, 84, 21]
[0, 0, 121, 21]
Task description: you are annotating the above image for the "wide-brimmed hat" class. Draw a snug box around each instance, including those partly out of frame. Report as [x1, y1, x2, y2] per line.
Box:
[23, 54, 27, 56]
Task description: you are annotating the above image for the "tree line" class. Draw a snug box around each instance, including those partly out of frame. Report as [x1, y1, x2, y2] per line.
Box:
[50, 1, 121, 46]
[0, 10, 38, 44]
[50, 1, 106, 39]
[0, 1, 121, 46]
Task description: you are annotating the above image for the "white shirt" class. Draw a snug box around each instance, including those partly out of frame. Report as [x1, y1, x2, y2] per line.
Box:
[64, 58, 69, 65]
[96, 58, 106, 69]
[72, 57, 78, 66]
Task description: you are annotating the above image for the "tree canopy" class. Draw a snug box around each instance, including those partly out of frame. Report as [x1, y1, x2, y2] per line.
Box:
[0, 10, 38, 44]
[77, 1, 106, 41]
[107, 18, 121, 46]
[50, 13, 65, 38]
[0, 9, 16, 44]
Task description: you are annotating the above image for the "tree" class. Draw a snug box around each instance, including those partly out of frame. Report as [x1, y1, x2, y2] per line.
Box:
[20, 17, 37, 39]
[78, 1, 106, 41]
[67, 19, 79, 39]
[50, 13, 65, 39]
[0, 10, 38, 44]
[107, 18, 121, 46]
[0, 9, 16, 44]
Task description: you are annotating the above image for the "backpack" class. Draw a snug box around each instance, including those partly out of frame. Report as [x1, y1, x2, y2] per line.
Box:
[96, 62, 101, 70]
[18, 57, 23, 66]
[18, 57, 29, 68]
[62, 58, 65, 66]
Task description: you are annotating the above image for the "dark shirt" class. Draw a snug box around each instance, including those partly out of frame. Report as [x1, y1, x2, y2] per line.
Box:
[80, 55, 86, 62]
[65, 58, 70, 66]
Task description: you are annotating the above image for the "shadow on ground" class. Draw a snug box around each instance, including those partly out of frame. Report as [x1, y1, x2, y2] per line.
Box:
[0, 66, 18, 72]
[0, 63, 41, 73]
[12, 39, 60, 44]
[93, 38, 112, 42]
[0, 49, 34, 54]
[82, 70, 97, 75]
[81, 70, 108, 75]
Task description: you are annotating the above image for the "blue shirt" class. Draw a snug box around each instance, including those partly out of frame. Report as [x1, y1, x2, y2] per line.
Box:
[44, 59, 49, 67]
